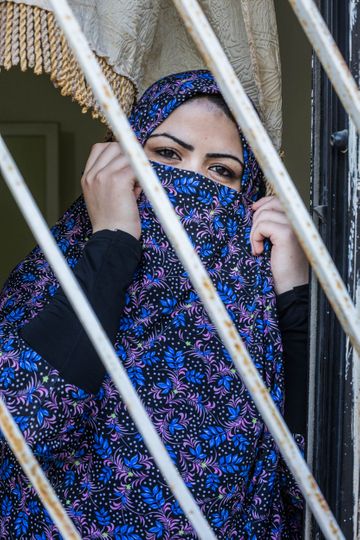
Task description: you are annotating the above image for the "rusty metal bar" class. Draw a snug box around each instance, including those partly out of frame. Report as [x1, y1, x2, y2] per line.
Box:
[0, 395, 80, 539]
[0, 136, 216, 538]
[289, 0, 360, 135]
[48, 1, 344, 539]
[171, 2, 352, 538]
[172, 0, 360, 361]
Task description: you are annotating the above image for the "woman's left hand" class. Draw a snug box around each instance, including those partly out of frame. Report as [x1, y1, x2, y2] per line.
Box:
[250, 196, 309, 295]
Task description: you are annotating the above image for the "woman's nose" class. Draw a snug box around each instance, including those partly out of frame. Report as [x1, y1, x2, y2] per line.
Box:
[183, 156, 205, 176]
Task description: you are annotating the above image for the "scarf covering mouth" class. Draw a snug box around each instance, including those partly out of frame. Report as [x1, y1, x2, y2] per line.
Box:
[0, 70, 303, 538]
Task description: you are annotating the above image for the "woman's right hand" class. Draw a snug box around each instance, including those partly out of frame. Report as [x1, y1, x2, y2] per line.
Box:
[81, 142, 142, 239]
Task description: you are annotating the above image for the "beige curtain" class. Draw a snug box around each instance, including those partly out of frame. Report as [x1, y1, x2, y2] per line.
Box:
[0, 0, 282, 149]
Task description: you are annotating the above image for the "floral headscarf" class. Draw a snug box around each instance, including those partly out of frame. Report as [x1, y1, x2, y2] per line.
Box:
[0, 70, 303, 539]
[129, 69, 264, 200]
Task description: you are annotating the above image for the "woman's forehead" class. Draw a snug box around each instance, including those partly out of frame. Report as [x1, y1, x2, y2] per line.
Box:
[129, 71, 264, 199]
[130, 71, 221, 139]
[149, 101, 243, 153]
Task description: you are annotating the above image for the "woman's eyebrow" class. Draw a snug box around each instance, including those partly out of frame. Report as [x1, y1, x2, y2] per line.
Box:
[148, 134, 243, 166]
[147, 132, 194, 151]
[206, 153, 244, 167]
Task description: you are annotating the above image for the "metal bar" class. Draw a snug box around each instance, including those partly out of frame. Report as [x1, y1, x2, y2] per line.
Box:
[289, 0, 360, 135]
[171, 0, 352, 538]
[0, 135, 216, 538]
[307, 1, 354, 535]
[0, 395, 80, 539]
[172, 0, 360, 360]
[48, 1, 344, 539]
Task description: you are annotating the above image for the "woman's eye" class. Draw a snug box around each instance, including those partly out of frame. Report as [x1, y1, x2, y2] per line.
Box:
[210, 165, 235, 178]
[156, 148, 180, 160]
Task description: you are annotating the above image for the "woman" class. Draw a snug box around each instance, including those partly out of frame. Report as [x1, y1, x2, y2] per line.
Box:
[0, 70, 308, 539]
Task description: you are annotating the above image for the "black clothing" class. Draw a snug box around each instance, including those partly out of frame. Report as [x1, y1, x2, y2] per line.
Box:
[277, 284, 309, 434]
[20, 229, 308, 433]
[20, 229, 142, 394]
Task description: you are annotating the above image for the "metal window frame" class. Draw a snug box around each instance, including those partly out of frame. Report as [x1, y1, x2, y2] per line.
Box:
[307, 0, 360, 538]
[0, 0, 359, 538]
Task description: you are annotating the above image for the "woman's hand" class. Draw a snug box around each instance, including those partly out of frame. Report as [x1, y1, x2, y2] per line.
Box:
[81, 142, 142, 239]
[250, 196, 309, 295]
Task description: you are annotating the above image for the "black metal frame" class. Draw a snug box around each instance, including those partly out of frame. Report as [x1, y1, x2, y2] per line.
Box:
[311, 1, 357, 538]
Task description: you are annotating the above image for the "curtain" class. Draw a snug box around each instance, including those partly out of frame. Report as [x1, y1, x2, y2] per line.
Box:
[0, 0, 282, 149]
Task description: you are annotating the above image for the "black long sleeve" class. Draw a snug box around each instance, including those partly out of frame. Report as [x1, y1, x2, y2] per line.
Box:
[20, 228, 308, 430]
[20, 229, 142, 395]
[277, 284, 309, 435]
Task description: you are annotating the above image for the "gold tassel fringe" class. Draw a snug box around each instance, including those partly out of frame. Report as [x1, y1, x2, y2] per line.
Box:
[0, 1, 136, 120]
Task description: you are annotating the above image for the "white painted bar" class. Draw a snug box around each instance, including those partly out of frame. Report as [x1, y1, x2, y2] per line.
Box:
[47, 1, 345, 539]
[289, 0, 360, 134]
[0, 394, 80, 539]
[172, 0, 360, 360]
[171, 2, 350, 538]
[0, 135, 216, 539]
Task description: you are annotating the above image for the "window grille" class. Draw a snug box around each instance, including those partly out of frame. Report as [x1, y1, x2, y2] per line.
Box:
[1, 0, 359, 538]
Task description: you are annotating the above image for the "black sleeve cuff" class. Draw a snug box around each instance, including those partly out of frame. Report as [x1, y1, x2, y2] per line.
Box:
[277, 284, 309, 319]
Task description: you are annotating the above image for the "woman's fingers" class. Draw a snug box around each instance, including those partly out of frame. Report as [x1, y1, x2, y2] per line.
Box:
[81, 146, 142, 239]
[84, 142, 128, 180]
[134, 182, 143, 200]
[251, 198, 289, 255]
[252, 195, 285, 214]
[252, 195, 277, 210]
[250, 195, 309, 294]
[252, 208, 288, 227]
[82, 155, 135, 190]
[250, 219, 291, 255]
[82, 142, 111, 177]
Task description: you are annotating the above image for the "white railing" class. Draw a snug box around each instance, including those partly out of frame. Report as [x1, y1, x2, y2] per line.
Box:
[173, 0, 360, 361]
[289, 0, 360, 133]
[0, 384, 80, 539]
[0, 0, 358, 538]
[0, 136, 216, 540]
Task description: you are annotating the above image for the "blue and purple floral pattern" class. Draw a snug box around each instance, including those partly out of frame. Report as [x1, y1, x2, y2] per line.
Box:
[0, 71, 303, 539]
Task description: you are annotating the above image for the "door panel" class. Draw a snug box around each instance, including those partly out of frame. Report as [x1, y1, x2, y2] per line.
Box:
[0, 124, 58, 288]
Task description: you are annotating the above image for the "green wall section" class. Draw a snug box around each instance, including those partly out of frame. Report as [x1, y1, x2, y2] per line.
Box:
[0, 5, 311, 287]
[0, 134, 47, 285]
[0, 68, 105, 287]
[0, 68, 106, 212]
[276, 1, 312, 204]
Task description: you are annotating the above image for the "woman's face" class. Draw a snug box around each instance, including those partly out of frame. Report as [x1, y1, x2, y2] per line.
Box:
[143, 98, 244, 191]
